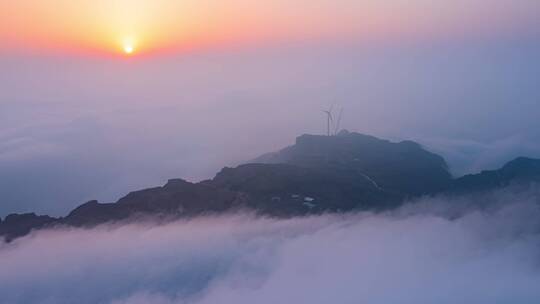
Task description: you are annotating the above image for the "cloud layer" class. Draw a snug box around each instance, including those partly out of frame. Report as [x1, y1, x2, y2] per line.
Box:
[1, 188, 540, 304]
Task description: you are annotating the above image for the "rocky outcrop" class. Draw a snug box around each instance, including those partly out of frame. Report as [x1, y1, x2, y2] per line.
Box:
[0, 213, 57, 242]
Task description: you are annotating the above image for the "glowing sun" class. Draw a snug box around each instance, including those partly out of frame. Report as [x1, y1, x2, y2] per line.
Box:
[120, 36, 138, 55]
[123, 44, 134, 54]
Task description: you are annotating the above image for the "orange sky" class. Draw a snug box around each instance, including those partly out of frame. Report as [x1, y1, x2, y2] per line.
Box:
[1, 0, 539, 56]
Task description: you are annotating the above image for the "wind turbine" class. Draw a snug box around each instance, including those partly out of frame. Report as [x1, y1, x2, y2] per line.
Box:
[323, 106, 334, 136]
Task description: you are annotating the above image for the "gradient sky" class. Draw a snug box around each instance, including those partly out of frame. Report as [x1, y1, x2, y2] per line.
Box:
[1, 0, 540, 216]
[2, 0, 539, 55]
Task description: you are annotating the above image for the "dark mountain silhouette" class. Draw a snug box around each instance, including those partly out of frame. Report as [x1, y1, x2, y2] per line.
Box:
[1, 132, 539, 242]
[208, 163, 399, 215]
[0, 213, 56, 242]
[253, 131, 452, 196]
[452, 157, 540, 193]
[62, 179, 247, 228]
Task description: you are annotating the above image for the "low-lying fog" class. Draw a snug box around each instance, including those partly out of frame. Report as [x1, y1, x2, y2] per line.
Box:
[2, 187, 540, 304]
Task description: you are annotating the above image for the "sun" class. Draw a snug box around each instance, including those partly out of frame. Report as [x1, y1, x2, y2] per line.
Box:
[123, 44, 134, 54]
[121, 36, 137, 55]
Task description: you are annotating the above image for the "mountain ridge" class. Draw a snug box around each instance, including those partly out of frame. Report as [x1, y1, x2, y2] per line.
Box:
[2, 132, 539, 242]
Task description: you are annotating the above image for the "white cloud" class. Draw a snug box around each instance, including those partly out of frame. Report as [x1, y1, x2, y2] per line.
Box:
[1, 188, 540, 304]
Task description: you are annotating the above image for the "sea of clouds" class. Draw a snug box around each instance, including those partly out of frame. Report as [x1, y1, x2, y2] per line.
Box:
[1, 187, 540, 304]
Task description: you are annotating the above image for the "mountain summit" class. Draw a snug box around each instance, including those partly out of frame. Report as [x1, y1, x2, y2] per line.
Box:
[253, 132, 452, 196]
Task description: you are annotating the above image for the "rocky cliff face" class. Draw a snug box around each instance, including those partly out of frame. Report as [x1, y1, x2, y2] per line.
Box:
[1, 132, 539, 242]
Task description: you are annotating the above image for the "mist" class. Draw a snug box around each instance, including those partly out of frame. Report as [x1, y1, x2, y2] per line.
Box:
[2, 38, 540, 216]
[1, 187, 540, 304]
